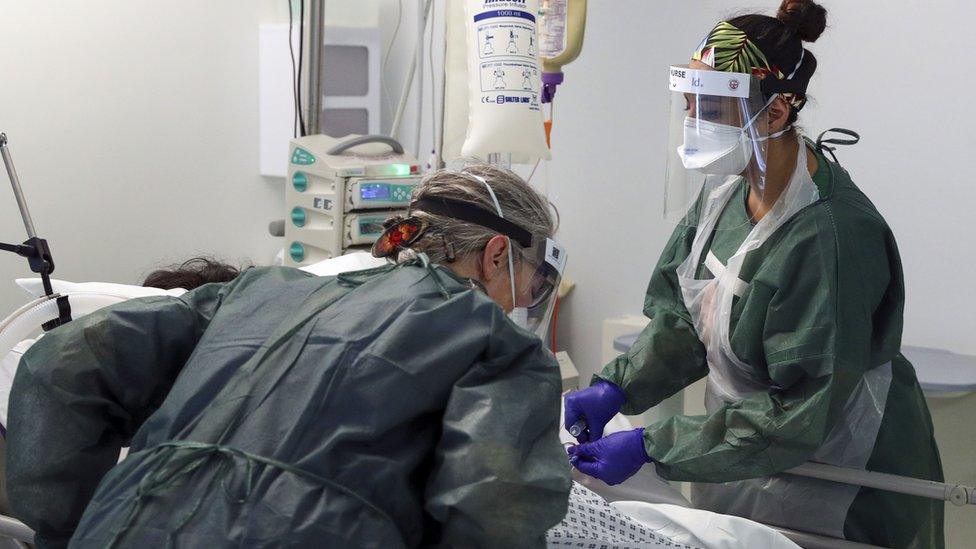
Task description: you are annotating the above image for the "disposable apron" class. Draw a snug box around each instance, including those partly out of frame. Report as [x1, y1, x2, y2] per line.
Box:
[676, 140, 893, 538]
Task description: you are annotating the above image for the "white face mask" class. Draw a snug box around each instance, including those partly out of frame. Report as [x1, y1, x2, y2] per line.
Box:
[676, 95, 788, 176]
[677, 117, 753, 176]
[504, 239, 527, 329]
[509, 300, 529, 329]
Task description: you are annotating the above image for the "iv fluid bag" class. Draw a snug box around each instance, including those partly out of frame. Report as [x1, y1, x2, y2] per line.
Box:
[461, 0, 551, 161]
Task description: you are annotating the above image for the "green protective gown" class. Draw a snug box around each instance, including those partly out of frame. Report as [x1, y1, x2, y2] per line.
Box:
[599, 142, 944, 548]
[6, 261, 571, 548]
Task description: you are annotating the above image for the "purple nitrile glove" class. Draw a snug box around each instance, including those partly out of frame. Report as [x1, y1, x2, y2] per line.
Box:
[563, 380, 627, 443]
[567, 428, 650, 486]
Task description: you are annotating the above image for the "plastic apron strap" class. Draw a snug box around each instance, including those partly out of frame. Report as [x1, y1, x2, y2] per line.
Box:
[675, 175, 753, 411]
[703, 251, 748, 298]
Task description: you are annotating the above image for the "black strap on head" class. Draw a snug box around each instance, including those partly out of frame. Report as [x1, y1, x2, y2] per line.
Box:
[760, 77, 809, 96]
[759, 54, 817, 113]
[411, 197, 533, 248]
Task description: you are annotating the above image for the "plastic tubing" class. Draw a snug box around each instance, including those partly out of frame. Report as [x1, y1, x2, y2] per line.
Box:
[0, 293, 127, 361]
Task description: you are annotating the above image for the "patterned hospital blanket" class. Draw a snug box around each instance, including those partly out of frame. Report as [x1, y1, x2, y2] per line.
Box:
[547, 483, 705, 549]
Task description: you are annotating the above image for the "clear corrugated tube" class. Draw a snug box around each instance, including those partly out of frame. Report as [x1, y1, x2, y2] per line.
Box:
[0, 293, 127, 361]
[0, 296, 60, 361]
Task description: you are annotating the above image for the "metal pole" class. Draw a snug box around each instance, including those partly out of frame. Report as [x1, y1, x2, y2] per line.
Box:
[391, 0, 433, 142]
[390, 53, 417, 140]
[413, 0, 428, 159]
[770, 526, 884, 549]
[436, 7, 447, 169]
[788, 462, 976, 506]
[0, 134, 38, 239]
[306, 0, 325, 135]
[0, 515, 34, 544]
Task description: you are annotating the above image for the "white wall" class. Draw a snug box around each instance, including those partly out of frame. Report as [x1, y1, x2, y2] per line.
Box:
[0, 1, 287, 313]
[0, 0, 441, 316]
[548, 0, 976, 380]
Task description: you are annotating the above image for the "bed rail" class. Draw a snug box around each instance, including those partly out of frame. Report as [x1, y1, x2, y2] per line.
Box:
[771, 525, 885, 549]
[788, 462, 976, 506]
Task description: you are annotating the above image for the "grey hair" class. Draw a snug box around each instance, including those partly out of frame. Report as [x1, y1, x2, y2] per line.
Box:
[399, 162, 557, 265]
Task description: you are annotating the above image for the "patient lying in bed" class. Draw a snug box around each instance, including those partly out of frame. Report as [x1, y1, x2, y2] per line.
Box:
[0, 258, 242, 428]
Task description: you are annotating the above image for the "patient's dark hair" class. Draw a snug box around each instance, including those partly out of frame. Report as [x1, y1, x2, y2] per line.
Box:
[143, 257, 245, 290]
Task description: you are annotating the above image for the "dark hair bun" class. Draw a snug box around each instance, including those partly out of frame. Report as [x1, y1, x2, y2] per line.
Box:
[777, 0, 827, 42]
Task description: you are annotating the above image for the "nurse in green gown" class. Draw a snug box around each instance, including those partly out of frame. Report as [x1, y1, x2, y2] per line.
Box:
[6, 165, 571, 548]
[564, 1, 944, 547]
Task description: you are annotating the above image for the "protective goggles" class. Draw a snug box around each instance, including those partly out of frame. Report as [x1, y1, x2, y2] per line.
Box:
[511, 237, 567, 342]
[373, 194, 566, 342]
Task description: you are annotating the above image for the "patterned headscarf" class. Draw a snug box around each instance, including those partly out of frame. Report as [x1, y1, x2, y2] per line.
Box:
[693, 21, 812, 111]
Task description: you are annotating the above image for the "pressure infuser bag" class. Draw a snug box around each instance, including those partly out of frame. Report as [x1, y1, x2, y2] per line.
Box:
[462, 0, 551, 161]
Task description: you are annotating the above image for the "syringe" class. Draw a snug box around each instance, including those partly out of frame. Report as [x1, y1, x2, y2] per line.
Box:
[568, 419, 587, 439]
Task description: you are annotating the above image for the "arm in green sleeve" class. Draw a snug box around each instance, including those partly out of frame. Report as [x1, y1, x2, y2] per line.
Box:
[5, 281, 235, 546]
[424, 310, 571, 548]
[597, 225, 708, 416]
[642, 218, 880, 483]
[642, 358, 844, 482]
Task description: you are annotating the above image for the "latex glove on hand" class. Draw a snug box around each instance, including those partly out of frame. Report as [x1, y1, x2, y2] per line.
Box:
[563, 380, 627, 443]
[567, 428, 651, 486]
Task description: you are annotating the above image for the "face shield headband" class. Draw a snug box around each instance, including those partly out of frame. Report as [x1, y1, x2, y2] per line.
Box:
[692, 21, 812, 111]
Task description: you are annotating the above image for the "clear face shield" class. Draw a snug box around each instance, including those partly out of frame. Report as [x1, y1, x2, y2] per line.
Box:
[473, 176, 566, 344]
[510, 237, 567, 343]
[665, 65, 771, 228]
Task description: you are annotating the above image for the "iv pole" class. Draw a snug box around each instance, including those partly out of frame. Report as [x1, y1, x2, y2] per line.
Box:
[0, 133, 57, 300]
[305, 0, 325, 135]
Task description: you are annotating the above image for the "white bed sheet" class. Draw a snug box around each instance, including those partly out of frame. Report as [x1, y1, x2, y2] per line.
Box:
[547, 482, 799, 549]
[611, 500, 799, 549]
